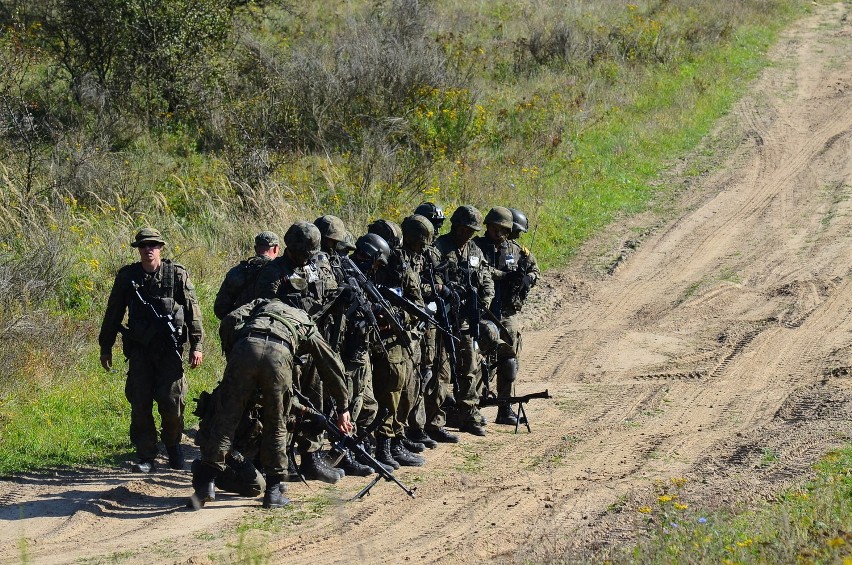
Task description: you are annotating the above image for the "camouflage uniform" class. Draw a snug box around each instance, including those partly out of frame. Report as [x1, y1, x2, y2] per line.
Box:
[434, 225, 494, 426]
[99, 247, 203, 463]
[200, 299, 349, 488]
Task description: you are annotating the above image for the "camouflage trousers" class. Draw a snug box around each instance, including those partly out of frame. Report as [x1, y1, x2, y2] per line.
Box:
[371, 343, 408, 439]
[347, 356, 378, 433]
[398, 341, 420, 431]
[424, 343, 452, 430]
[201, 335, 294, 479]
[456, 331, 482, 423]
[125, 342, 186, 460]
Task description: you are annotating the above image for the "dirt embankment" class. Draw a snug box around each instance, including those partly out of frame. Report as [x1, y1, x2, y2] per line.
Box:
[1, 3, 851, 564]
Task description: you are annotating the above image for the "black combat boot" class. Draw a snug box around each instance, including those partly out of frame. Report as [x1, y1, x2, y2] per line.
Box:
[188, 460, 217, 510]
[397, 435, 426, 453]
[390, 438, 425, 467]
[459, 420, 486, 436]
[495, 405, 519, 426]
[166, 444, 185, 470]
[334, 448, 374, 477]
[355, 441, 395, 473]
[262, 476, 289, 509]
[299, 451, 341, 484]
[406, 427, 438, 449]
[320, 450, 346, 479]
[375, 436, 400, 470]
[425, 427, 459, 443]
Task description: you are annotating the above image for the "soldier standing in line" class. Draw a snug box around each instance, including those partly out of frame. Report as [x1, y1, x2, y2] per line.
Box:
[412, 203, 459, 445]
[213, 231, 280, 320]
[190, 298, 353, 509]
[254, 222, 344, 484]
[313, 215, 376, 477]
[473, 207, 537, 424]
[434, 206, 495, 436]
[99, 228, 204, 473]
[398, 214, 439, 449]
[507, 208, 541, 300]
[351, 234, 426, 468]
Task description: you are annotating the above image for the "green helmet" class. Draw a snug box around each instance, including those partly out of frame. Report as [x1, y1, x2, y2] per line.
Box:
[313, 215, 347, 242]
[337, 231, 357, 253]
[283, 221, 321, 253]
[401, 214, 434, 247]
[484, 206, 514, 230]
[368, 219, 403, 249]
[450, 205, 483, 231]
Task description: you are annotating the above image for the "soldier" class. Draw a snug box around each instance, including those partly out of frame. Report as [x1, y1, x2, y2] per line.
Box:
[213, 231, 280, 320]
[352, 234, 426, 468]
[410, 204, 459, 445]
[508, 207, 541, 305]
[473, 206, 534, 425]
[98, 228, 204, 473]
[313, 215, 376, 477]
[190, 299, 353, 509]
[255, 222, 344, 483]
[434, 206, 495, 436]
[399, 215, 439, 449]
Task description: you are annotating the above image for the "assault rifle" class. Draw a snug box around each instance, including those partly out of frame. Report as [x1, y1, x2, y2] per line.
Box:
[293, 389, 416, 500]
[340, 256, 411, 350]
[377, 286, 460, 346]
[131, 281, 183, 362]
[479, 388, 551, 434]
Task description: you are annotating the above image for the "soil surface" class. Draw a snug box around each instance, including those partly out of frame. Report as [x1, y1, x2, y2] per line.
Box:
[2, 4, 851, 564]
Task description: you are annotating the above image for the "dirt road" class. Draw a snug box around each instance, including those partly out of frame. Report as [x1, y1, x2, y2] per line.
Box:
[2, 3, 851, 563]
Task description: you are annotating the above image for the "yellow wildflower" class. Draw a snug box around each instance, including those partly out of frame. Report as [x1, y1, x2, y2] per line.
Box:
[637, 506, 652, 514]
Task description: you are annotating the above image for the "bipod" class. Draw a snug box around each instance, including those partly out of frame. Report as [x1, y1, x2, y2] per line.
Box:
[478, 390, 551, 434]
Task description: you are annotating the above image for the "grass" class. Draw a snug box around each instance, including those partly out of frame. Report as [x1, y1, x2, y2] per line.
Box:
[595, 446, 852, 564]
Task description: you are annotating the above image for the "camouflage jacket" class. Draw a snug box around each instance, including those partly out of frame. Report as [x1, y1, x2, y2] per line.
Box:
[225, 299, 350, 409]
[254, 253, 338, 317]
[434, 233, 495, 328]
[473, 235, 538, 315]
[99, 260, 204, 356]
[213, 254, 273, 320]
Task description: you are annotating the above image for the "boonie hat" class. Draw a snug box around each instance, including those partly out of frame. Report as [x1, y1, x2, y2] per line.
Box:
[131, 227, 166, 248]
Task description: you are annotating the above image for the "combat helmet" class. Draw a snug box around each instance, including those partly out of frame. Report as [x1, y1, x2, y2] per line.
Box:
[401, 214, 434, 248]
[313, 215, 347, 242]
[508, 208, 529, 234]
[283, 221, 321, 253]
[484, 206, 514, 230]
[337, 231, 357, 253]
[477, 320, 501, 355]
[368, 219, 403, 249]
[449, 205, 483, 231]
[355, 233, 391, 266]
[414, 202, 446, 230]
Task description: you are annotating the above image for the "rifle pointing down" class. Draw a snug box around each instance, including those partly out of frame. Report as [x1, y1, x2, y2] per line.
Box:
[293, 389, 416, 500]
[131, 281, 183, 363]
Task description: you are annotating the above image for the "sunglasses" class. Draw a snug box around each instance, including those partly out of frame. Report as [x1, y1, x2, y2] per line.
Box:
[139, 242, 164, 249]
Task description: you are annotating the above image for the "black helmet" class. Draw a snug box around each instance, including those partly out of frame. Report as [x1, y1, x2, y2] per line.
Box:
[368, 219, 403, 249]
[355, 233, 391, 266]
[449, 205, 483, 231]
[509, 208, 529, 234]
[401, 214, 434, 247]
[414, 202, 446, 229]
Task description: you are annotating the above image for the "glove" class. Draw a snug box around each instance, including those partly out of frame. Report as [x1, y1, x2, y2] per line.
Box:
[505, 269, 524, 282]
[519, 274, 533, 295]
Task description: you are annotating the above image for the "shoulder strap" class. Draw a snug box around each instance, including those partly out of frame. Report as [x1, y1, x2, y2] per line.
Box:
[160, 260, 176, 299]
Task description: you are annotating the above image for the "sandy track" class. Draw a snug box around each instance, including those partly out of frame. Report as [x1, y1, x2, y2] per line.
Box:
[1, 4, 851, 564]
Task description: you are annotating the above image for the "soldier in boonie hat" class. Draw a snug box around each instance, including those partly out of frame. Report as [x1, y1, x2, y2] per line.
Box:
[254, 231, 280, 248]
[131, 227, 166, 248]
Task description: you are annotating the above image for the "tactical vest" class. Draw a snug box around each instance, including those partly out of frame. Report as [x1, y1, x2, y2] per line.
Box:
[126, 260, 186, 345]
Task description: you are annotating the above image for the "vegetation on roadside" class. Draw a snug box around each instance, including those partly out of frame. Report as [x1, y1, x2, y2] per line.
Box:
[0, 0, 809, 475]
[593, 446, 852, 564]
